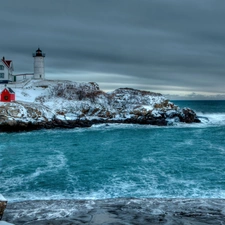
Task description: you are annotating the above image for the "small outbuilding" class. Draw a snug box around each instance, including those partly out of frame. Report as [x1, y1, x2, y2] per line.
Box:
[0, 87, 15, 102]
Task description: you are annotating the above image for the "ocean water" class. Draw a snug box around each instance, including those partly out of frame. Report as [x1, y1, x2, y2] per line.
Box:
[1, 100, 225, 202]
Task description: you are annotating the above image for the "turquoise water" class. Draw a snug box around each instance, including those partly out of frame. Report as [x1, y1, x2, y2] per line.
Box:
[1, 101, 225, 202]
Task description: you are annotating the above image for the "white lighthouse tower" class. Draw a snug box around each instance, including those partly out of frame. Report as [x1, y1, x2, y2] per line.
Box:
[32, 48, 45, 79]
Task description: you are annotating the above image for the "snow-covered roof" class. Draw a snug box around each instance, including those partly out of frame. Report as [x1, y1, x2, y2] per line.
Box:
[7, 87, 15, 94]
[1, 87, 15, 94]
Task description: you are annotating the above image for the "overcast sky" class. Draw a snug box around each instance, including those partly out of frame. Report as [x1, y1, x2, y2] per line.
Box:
[1, 0, 225, 99]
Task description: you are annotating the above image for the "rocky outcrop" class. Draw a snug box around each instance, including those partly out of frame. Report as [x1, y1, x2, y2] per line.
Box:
[0, 82, 200, 132]
[0, 104, 200, 132]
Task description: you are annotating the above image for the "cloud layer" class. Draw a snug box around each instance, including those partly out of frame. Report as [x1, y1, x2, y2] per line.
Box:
[1, 0, 225, 99]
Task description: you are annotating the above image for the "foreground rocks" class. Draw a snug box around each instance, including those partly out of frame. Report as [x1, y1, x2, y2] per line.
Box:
[3, 198, 225, 224]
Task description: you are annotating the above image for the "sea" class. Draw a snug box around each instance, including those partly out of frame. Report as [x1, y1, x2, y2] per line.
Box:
[1, 100, 225, 203]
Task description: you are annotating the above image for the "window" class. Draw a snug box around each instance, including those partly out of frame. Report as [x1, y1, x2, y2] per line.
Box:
[0, 65, 4, 70]
[0, 73, 4, 78]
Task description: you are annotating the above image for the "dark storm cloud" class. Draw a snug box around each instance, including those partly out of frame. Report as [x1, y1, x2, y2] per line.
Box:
[1, 0, 225, 98]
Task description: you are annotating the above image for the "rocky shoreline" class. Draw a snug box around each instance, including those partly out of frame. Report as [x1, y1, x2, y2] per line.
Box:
[0, 107, 200, 132]
[3, 198, 225, 224]
[0, 80, 201, 132]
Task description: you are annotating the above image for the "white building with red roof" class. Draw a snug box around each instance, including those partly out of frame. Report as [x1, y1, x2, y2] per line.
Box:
[0, 57, 14, 83]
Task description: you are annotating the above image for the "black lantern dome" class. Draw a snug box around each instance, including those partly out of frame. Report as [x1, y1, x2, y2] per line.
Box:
[33, 48, 45, 57]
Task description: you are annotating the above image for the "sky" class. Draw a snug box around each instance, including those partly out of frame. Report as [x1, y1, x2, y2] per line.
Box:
[1, 0, 225, 100]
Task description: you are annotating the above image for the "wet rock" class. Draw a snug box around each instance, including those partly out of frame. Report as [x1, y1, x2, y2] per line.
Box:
[3, 198, 225, 225]
[178, 108, 200, 123]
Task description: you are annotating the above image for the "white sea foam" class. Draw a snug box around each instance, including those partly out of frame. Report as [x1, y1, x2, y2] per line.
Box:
[197, 112, 225, 126]
[89, 113, 225, 130]
[165, 112, 225, 128]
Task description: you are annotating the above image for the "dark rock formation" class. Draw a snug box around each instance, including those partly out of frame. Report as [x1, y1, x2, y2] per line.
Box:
[179, 108, 201, 123]
[0, 108, 200, 133]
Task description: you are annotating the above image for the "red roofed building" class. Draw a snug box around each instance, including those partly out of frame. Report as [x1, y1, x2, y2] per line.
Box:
[0, 87, 15, 102]
[0, 57, 14, 83]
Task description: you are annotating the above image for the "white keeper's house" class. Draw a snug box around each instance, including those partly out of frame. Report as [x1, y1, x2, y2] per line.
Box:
[0, 57, 14, 83]
[0, 48, 46, 83]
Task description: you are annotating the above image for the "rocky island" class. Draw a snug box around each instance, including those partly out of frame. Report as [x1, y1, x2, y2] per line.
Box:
[0, 80, 200, 132]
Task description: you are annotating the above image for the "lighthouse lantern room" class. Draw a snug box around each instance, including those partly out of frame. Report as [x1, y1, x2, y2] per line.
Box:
[32, 48, 45, 79]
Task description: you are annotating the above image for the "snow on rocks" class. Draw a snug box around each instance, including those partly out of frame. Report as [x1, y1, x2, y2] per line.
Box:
[0, 79, 200, 132]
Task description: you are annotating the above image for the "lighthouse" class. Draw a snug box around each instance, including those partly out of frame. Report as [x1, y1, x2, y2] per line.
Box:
[32, 48, 45, 79]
